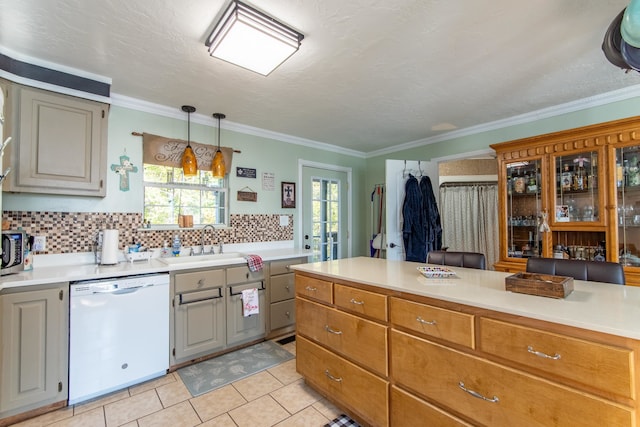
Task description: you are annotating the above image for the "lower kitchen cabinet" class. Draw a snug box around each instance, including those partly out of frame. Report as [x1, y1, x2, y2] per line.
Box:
[173, 269, 226, 363]
[267, 257, 307, 338]
[297, 336, 389, 427]
[225, 265, 266, 347]
[295, 275, 389, 426]
[0, 283, 68, 422]
[295, 271, 640, 426]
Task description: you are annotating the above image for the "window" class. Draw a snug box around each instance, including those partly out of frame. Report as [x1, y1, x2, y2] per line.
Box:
[311, 177, 340, 261]
[143, 164, 228, 226]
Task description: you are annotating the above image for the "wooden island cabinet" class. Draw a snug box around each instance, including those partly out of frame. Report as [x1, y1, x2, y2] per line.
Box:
[491, 115, 640, 286]
[294, 257, 640, 426]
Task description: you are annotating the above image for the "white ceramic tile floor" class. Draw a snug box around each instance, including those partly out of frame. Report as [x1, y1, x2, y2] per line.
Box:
[11, 340, 344, 427]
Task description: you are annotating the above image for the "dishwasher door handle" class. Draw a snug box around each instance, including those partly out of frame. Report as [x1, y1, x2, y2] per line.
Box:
[93, 285, 144, 295]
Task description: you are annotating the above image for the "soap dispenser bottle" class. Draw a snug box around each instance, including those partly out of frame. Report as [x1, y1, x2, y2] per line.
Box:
[172, 235, 181, 257]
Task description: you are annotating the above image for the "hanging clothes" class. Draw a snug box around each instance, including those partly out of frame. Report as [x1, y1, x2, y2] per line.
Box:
[402, 174, 427, 262]
[420, 175, 442, 255]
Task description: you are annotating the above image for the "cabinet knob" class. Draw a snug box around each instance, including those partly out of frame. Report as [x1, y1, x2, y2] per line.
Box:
[197, 279, 204, 287]
[285, 311, 290, 318]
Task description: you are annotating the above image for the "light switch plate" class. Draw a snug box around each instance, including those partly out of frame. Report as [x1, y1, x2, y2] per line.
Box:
[33, 236, 46, 252]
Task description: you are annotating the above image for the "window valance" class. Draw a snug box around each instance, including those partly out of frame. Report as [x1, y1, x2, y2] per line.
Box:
[142, 132, 234, 172]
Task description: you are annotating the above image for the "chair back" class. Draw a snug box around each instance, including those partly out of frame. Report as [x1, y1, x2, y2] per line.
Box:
[426, 251, 486, 270]
[525, 258, 625, 285]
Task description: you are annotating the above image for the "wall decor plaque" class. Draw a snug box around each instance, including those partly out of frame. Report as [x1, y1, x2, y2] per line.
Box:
[236, 167, 257, 178]
[237, 186, 258, 202]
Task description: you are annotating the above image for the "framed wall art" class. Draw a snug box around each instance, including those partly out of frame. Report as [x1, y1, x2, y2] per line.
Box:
[281, 182, 296, 208]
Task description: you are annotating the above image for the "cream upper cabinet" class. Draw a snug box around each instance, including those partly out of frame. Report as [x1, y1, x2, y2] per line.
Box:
[3, 82, 108, 197]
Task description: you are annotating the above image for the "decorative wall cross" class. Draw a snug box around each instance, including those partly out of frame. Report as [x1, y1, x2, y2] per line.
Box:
[111, 155, 138, 191]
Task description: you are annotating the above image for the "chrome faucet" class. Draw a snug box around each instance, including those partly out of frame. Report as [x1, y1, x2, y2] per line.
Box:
[200, 224, 215, 254]
[218, 241, 223, 254]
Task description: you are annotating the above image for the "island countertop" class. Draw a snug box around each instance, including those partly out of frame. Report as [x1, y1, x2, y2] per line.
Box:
[292, 256, 640, 340]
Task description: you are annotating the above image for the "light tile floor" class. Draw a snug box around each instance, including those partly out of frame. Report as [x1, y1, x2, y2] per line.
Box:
[13, 340, 343, 427]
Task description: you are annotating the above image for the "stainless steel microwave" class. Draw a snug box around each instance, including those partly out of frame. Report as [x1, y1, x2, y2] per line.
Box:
[1, 230, 26, 275]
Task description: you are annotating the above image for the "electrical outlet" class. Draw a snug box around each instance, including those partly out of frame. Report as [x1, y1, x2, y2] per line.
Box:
[33, 236, 46, 252]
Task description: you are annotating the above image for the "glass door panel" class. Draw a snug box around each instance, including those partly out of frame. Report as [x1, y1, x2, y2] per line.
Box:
[506, 159, 542, 258]
[616, 145, 640, 266]
[554, 152, 599, 223]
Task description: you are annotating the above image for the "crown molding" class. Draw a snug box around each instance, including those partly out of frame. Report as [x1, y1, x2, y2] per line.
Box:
[110, 93, 367, 159]
[366, 83, 640, 158]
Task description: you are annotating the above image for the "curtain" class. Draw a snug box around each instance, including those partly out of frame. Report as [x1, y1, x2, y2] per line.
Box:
[142, 132, 234, 171]
[439, 183, 499, 270]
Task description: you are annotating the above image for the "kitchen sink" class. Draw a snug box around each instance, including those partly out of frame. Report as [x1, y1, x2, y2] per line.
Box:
[158, 252, 246, 266]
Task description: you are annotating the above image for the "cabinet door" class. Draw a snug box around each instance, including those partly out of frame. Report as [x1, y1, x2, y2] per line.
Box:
[226, 282, 266, 346]
[614, 143, 640, 267]
[6, 84, 107, 196]
[174, 288, 225, 361]
[551, 150, 606, 260]
[0, 285, 68, 416]
[503, 158, 545, 259]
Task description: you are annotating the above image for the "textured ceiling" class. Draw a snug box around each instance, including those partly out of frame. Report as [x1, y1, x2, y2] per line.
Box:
[1, 0, 638, 154]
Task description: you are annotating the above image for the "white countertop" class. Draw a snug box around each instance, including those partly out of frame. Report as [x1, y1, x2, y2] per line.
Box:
[0, 243, 313, 289]
[293, 257, 640, 340]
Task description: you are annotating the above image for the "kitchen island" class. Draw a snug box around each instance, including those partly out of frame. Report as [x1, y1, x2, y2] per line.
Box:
[293, 257, 640, 426]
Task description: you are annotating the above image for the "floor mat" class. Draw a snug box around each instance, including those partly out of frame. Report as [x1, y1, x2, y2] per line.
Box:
[325, 414, 361, 427]
[177, 340, 294, 397]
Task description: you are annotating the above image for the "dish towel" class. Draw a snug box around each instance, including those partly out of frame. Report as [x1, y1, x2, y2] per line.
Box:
[245, 254, 263, 272]
[241, 288, 259, 317]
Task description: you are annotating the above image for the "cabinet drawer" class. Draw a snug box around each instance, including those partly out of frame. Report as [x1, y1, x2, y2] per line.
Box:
[391, 330, 634, 427]
[227, 265, 265, 285]
[335, 284, 387, 322]
[270, 257, 306, 276]
[479, 317, 635, 399]
[270, 300, 295, 330]
[295, 274, 332, 304]
[297, 298, 387, 376]
[270, 273, 295, 303]
[390, 386, 472, 427]
[390, 297, 474, 348]
[174, 269, 225, 294]
[296, 336, 389, 427]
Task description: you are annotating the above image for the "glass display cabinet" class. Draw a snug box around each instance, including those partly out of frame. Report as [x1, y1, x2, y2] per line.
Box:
[492, 115, 640, 286]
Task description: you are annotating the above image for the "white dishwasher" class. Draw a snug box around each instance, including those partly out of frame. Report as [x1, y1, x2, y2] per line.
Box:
[69, 273, 169, 404]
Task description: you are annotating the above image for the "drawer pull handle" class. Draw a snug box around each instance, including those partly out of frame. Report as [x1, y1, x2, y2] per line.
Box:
[458, 381, 499, 403]
[527, 345, 561, 360]
[286, 265, 291, 270]
[197, 279, 204, 287]
[325, 369, 343, 382]
[305, 286, 317, 292]
[350, 298, 365, 305]
[324, 325, 343, 335]
[285, 285, 290, 291]
[416, 316, 437, 326]
[285, 311, 291, 318]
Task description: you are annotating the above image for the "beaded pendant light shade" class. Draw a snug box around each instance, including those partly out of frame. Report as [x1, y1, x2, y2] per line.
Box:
[212, 113, 226, 178]
[181, 105, 197, 176]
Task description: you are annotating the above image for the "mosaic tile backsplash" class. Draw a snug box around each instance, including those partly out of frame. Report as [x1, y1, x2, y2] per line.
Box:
[2, 212, 294, 254]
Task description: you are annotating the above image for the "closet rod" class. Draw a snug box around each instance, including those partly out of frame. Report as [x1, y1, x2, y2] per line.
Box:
[439, 181, 497, 187]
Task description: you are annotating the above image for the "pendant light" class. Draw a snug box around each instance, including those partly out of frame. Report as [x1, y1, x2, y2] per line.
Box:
[181, 105, 197, 176]
[212, 113, 226, 178]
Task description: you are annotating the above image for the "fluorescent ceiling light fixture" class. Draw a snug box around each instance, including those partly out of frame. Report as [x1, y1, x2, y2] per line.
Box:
[206, 0, 304, 76]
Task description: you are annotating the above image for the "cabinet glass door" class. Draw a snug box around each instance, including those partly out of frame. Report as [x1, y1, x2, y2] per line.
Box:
[554, 152, 599, 223]
[552, 150, 606, 261]
[506, 159, 542, 258]
[616, 145, 640, 266]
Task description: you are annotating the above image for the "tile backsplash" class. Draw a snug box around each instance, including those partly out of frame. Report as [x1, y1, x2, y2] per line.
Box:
[2, 211, 294, 254]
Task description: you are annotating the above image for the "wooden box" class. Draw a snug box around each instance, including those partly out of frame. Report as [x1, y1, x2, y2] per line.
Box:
[505, 272, 574, 299]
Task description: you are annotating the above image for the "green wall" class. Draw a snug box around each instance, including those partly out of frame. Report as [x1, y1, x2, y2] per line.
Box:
[4, 105, 367, 254]
[6, 95, 640, 258]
